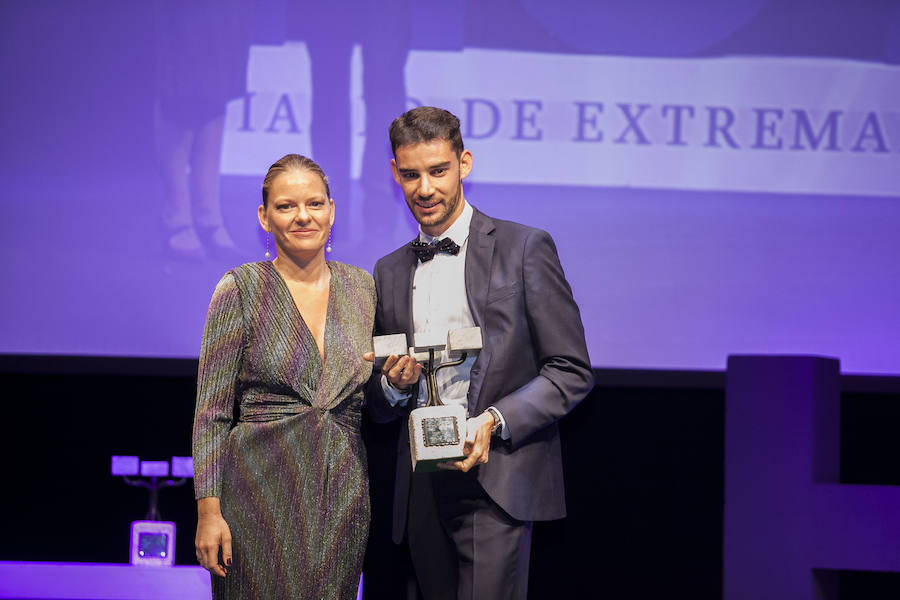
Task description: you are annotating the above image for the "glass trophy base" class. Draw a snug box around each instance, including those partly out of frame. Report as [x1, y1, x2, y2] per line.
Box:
[408, 404, 467, 472]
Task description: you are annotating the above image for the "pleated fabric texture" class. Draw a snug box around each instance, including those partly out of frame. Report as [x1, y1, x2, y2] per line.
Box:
[192, 260, 375, 599]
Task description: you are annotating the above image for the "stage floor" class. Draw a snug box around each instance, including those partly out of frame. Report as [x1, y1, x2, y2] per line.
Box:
[0, 561, 364, 600]
[0, 561, 211, 599]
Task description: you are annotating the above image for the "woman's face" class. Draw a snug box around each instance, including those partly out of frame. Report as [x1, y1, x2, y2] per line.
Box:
[258, 169, 334, 261]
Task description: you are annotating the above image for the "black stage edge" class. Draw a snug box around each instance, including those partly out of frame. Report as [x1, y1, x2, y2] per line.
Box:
[1, 354, 898, 599]
[4, 354, 899, 393]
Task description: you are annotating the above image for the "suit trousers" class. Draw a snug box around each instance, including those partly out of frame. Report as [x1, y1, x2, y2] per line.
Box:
[407, 470, 533, 600]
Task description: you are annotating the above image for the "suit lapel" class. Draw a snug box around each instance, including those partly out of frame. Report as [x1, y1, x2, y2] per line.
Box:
[465, 209, 495, 328]
[395, 241, 419, 335]
[465, 209, 495, 414]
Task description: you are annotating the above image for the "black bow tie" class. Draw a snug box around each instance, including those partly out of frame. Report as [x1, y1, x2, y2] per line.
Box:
[410, 237, 461, 262]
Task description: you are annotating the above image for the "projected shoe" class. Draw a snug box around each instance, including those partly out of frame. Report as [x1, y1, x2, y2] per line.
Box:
[198, 225, 243, 261]
[165, 225, 205, 261]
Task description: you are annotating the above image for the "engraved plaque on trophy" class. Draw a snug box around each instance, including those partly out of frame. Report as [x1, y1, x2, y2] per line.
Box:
[373, 327, 483, 472]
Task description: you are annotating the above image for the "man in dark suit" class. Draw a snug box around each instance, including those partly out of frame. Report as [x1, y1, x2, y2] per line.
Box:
[366, 106, 593, 600]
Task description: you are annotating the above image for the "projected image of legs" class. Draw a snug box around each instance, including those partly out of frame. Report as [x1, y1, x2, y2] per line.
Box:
[152, 1, 252, 262]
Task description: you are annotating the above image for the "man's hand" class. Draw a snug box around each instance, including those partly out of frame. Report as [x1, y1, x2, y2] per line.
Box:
[195, 497, 232, 578]
[439, 411, 495, 472]
[363, 352, 421, 390]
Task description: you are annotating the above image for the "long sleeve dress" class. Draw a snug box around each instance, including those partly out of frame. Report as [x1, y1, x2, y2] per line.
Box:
[192, 260, 375, 599]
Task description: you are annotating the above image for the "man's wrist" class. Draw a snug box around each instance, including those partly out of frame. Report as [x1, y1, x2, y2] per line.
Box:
[485, 406, 502, 436]
[381, 375, 413, 407]
[385, 376, 412, 393]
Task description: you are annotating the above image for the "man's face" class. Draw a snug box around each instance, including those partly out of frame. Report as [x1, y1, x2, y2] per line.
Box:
[391, 139, 472, 236]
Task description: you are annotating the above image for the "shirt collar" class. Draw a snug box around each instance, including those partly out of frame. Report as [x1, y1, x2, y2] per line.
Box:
[419, 200, 473, 245]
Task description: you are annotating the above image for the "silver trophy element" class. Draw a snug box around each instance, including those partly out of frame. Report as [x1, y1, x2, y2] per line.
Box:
[373, 327, 483, 472]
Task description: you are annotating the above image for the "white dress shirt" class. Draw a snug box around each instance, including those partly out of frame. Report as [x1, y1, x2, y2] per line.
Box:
[382, 201, 508, 437]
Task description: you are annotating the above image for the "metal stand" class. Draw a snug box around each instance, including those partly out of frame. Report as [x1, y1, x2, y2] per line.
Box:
[122, 476, 187, 521]
[423, 349, 468, 407]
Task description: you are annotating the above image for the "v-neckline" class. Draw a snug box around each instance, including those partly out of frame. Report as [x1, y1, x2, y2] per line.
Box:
[266, 260, 333, 367]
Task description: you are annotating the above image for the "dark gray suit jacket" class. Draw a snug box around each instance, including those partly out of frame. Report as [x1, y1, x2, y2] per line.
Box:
[367, 207, 594, 543]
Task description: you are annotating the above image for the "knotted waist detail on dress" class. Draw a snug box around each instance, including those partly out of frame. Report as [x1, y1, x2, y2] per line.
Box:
[238, 392, 361, 431]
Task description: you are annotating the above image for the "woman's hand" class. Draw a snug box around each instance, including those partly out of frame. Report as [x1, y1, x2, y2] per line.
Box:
[195, 497, 232, 578]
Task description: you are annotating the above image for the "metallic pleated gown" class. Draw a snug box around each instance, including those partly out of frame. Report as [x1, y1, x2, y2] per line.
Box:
[192, 261, 375, 599]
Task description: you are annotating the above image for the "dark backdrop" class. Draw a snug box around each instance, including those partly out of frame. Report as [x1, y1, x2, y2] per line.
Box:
[1, 356, 898, 599]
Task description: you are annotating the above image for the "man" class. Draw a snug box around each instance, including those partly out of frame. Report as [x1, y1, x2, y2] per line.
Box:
[366, 106, 593, 600]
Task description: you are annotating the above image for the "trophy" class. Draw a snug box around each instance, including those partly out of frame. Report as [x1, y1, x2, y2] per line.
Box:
[111, 455, 193, 566]
[373, 327, 483, 472]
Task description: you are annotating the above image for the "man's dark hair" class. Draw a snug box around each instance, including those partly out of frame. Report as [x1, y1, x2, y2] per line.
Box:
[389, 106, 465, 158]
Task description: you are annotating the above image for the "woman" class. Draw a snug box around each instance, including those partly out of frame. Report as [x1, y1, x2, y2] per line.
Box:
[191, 154, 374, 598]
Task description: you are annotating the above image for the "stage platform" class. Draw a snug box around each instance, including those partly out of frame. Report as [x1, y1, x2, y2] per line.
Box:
[0, 561, 211, 599]
[0, 561, 364, 599]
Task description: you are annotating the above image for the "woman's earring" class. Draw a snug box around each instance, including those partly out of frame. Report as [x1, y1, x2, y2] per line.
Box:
[326, 227, 333, 253]
[264, 233, 271, 258]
